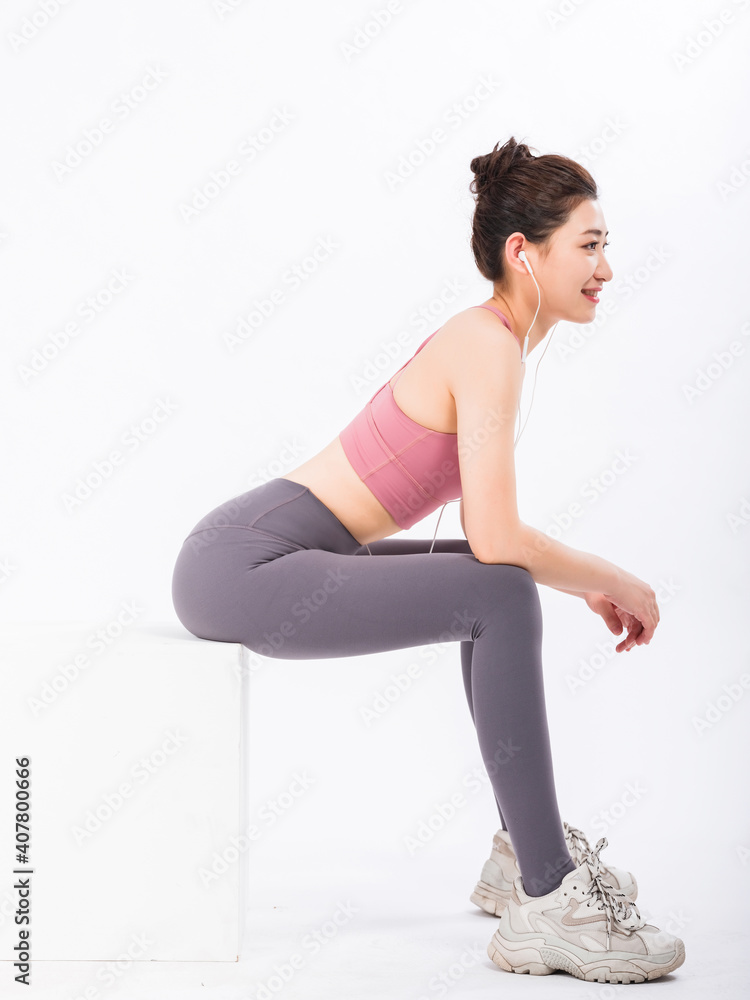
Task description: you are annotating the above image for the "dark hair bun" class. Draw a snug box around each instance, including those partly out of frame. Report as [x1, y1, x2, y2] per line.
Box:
[467, 135, 598, 284]
[469, 137, 536, 197]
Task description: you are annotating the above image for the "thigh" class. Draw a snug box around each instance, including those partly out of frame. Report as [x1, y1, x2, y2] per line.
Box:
[235, 545, 535, 660]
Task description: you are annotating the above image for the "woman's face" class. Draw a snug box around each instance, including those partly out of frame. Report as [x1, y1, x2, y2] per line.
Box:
[532, 199, 613, 322]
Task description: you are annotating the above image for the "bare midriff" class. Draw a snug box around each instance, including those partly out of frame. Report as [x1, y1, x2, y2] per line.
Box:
[279, 434, 403, 546]
[279, 325, 460, 546]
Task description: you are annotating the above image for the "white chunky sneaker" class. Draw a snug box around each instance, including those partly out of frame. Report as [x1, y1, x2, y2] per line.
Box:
[470, 820, 637, 915]
[487, 836, 685, 984]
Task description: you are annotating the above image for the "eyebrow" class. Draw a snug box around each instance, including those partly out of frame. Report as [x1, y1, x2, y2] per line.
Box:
[579, 229, 609, 237]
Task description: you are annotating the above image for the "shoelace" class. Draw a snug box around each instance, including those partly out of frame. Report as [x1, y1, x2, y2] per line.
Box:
[582, 837, 644, 950]
[563, 821, 593, 864]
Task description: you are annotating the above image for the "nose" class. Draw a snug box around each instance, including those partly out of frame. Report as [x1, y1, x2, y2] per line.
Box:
[596, 253, 614, 283]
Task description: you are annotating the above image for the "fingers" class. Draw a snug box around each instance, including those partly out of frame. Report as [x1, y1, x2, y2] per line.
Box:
[612, 594, 659, 652]
[616, 619, 644, 653]
[608, 591, 660, 653]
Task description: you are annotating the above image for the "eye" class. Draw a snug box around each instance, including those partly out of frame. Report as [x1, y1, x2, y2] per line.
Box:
[585, 241, 610, 252]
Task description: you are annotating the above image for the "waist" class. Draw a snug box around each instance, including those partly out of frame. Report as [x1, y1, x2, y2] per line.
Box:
[339, 416, 461, 529]
[183, 478, 363, 554]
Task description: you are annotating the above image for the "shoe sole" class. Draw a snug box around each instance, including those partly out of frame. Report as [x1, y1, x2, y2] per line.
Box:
[487, 927, 685, 983]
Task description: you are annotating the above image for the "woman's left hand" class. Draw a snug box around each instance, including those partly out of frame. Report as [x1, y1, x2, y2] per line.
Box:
[583, 592, 644, 653]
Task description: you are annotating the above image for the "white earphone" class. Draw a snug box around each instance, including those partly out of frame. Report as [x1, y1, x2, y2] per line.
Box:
[517, 250, 533, 366]
[514, 247, 558, 448]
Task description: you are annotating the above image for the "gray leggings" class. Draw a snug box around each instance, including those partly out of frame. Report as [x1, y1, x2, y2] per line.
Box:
[171, 477, 575, 895]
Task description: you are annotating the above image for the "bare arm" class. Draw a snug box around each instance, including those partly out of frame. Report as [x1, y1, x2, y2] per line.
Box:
[458, 499, 617, 598]
[449, 321, 623, 595]
[498, 522, 624, 595]
[449, 312, 657, 645]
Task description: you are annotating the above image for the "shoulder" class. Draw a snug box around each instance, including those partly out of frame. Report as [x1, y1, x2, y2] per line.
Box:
[434, 307, 523, 396]
[434, 306, 521, 355]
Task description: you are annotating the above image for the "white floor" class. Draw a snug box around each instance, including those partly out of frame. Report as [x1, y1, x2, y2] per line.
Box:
[13, 840, 746, 998]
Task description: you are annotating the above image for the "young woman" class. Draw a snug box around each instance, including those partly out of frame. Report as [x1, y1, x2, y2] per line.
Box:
[171, 137, 685, 984]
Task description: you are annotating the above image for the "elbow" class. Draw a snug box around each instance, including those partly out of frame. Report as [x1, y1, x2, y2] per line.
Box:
[473, 547, 523, 566]
[469, 525, 526, 566]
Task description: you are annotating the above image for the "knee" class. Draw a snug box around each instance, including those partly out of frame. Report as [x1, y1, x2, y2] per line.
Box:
[484, 561, 537, 590]
[479, 563, 541, 614]
[508, 563, 538, 593]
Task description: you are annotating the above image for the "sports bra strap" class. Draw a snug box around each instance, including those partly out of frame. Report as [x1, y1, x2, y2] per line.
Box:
[474, 303, 513, 330]
[389, 330, 439, 391]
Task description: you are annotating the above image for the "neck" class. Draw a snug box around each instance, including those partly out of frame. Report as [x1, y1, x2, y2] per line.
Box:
[489, 290, 555, 358]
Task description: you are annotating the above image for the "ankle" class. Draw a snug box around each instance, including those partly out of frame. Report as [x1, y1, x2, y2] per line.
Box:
[523, 856, 577, 898]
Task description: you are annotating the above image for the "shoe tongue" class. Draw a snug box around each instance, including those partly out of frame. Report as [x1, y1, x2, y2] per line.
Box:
[561, 859, 593, 886]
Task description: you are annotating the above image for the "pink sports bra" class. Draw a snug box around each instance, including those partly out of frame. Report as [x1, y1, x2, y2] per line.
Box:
[338, 304, 516, 532]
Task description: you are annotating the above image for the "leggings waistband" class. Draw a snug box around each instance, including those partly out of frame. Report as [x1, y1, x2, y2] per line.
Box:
[183, 477, 363, 555]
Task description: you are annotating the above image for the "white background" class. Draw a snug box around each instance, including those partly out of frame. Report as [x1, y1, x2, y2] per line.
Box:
[2, 0, 749, 995]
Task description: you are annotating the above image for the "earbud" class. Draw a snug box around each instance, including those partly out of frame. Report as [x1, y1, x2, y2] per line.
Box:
[519, 250, 534, 275]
